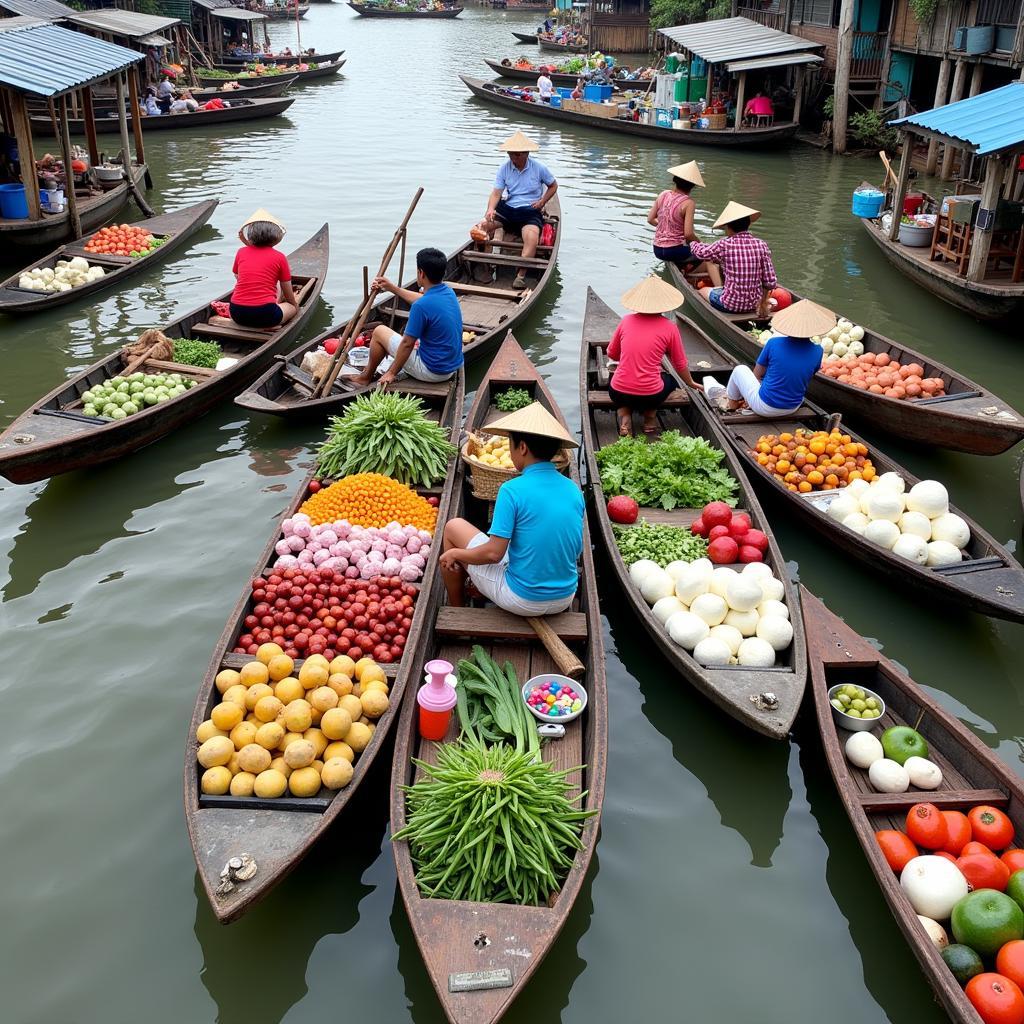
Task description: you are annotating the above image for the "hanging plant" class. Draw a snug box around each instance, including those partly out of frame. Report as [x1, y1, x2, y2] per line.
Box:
[909, 0, 940, 23]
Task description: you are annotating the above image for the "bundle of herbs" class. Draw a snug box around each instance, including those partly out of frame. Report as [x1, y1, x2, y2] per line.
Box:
[172, 338, 222, 369]
[494, 386, 532, 413]
[455, 646, 539, 756]
[613, 520, 708, 566]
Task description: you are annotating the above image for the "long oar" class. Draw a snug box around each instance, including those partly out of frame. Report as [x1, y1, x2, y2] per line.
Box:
[526, 616, 585, 679]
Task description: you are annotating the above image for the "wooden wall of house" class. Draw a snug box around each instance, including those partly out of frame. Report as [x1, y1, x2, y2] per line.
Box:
[592, 14, 652, 53]
[790, 23, 838, 68]
[891, 0, 970, 54]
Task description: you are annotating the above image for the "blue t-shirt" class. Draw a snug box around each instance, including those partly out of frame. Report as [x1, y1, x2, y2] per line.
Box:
[406, 283, 464, 375]
[490, 461, 584, 602]
[494, 157, 556, 210]
[755, 334, 823, 411]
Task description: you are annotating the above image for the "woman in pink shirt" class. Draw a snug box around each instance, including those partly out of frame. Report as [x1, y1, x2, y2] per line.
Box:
[647, 160, 704, 269]
[607, 276, 703, 436]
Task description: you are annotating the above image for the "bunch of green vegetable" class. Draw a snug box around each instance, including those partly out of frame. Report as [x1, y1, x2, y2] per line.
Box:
[393, 739, 594, 905]
[456, 646, 539, 756]
[172, 338, 222, 369]
[613, 520, 708, 566]
[595, 431, 737, 510]
[315, 392, 456, 487]
[494, 387, 532, 413]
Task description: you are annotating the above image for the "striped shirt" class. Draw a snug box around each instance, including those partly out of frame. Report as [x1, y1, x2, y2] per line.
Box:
[690, 231, 777, 313]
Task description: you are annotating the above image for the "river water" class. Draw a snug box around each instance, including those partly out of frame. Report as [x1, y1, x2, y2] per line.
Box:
[1, 5, 1022, 1022]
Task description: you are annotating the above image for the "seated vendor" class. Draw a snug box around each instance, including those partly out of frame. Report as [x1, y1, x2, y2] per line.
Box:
[230, 209, 297, 329]
[170, 89, 199, 113]
[570, 77, 584, 100]
[744, 91, 774, 123]
[703, 299, 835, 417]
[648, 160, 704, 269]
[537, 70, 554, 102]
[439, 403, 584, 616]
[142, 88, 162, 116]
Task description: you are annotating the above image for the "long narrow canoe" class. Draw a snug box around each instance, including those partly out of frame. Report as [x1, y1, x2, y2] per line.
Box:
[349, 2, 463, 14]
[197, 59, 346, 86]
[212, 48, 345, 68]
[255, 3, 310, 18]
[234, 196, 562, 421]
[460, 76, 800, 148]
[669, 265, 1024, 456]
[0, 226, 328, 484]
[484, 58, 591, 88]
[391, 333, 606, 1024]
[0, 199, 218, 316]
[580, 289, 806, 737]
[78, 77, 296, 113]
[804, 587, 1024, 1023]
[680, 313, 1024, 623]
[186, 372, 464, 923]
[512, 31, 588, 52]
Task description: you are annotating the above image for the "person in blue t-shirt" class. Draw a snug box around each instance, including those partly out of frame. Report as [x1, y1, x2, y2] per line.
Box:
[352, 247, 464, 388]
[478, 131, 558, 290]
[439, 403, 584, 617]
[703, 299, 836, 418]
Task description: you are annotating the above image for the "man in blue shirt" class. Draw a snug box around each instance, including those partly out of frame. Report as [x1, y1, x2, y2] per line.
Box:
[479, 131, 558, 290]
[439, 403, 583, 617]
[352, 247, 464, 388]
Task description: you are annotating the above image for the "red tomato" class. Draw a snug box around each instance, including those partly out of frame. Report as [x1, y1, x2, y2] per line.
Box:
[998, 943, 1024, 993]
[934, 850, 959, 864]
[964, 841, 999, 858]
[959, 851, 1011, 891]
[971, 807, 1016, 851]
[906, 803, 948, 851]
[307, 480, 321, 493]
[942, 811, 973, 856]
[1003, 851, 1024, 874]
[966, 974, 1024, 1024]
[709, 524, 732, 542]
[874, 830, 918, 872]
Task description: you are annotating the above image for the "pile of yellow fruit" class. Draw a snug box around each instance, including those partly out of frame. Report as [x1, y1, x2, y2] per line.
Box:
[195, 644, 391, 800]
[467, 432, 514, 470]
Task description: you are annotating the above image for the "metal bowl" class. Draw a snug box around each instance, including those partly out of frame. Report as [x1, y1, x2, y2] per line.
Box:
[94, 165, 124, 182]
[523, 674, 587, 724]
[829, 683, 886, 732]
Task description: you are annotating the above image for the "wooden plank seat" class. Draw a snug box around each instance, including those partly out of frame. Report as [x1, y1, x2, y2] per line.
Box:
[587, 388, 690, 408]
[459, 251, 552, 270]
[434, 605, 588, 642]
[449, 281, 526, 300]
[380, 306, 491, 333]
[718, 403, 817, 424]
[191, 276, 318, 343]
[477, 238, 553, 253]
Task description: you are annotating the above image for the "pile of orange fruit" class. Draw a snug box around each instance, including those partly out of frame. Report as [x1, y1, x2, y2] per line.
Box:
[751, 428, 876, 493]
[83, 224, 158, 258]
[299, 473, 438, 531]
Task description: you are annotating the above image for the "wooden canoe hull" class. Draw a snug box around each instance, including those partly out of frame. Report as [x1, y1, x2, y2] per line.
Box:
[670, 265, 1024, 456]
[483, 59, 590, 88]
[512, 32, 589, 53]
[74, 77, 297, 113]
[349, 3, 463, 14]
[461, 76, 800, 148]
[0, 199, 218, 315]
[197, 59, 346, 86]
[258, 4, 310, 18]
[213, 48, 344, 68]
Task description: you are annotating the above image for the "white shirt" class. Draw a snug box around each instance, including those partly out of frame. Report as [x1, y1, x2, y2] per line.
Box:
[537, 74, 553, 99]
[157, 80, 174, 98]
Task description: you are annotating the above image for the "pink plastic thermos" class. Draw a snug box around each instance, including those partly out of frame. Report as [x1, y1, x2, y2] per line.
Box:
[417, 659, 457, 741]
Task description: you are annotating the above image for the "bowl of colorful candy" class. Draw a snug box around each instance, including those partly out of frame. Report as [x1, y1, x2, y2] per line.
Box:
[522, 674, 587, 724]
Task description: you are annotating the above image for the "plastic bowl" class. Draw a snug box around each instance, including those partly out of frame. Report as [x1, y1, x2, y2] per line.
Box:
[828, 683, 885, 732]
[522, 674, 587, 724]
[347, 346, 369, 367]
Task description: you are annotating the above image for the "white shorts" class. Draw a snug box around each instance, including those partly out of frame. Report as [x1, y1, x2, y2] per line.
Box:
[705, 367, 800, 418]
[386, 333, 453, 383]
[465, 533, 575, 617]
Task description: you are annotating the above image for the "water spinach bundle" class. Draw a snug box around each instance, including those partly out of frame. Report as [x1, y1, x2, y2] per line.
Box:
[455, 646, 539, 756]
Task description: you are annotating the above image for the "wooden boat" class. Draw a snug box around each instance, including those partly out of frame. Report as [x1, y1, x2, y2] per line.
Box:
[234, 196, 562, 421]
[31, 96, 296, 136]
[0, 162, 148, 250]
[669, 265, 1024, 456]
[579, 289, 806, 738]
[804, 586, 1024, 1023]
[0, 226, 328, 485]
[390, 333, 606, 1024]
[680, 312, 1024, 623]
[511, 30, 588, 52]
[254, 2, 310, 18]
[185, 371, 464, 923]
[348, 2, 463, 14]
[460, 76, 800, 148]
[75, 77, 296, 115]
[484, 58, 587, 88]
[197, 58, 345, 86]
[0, 200, 218, 316]
[213, 47, 344, 68]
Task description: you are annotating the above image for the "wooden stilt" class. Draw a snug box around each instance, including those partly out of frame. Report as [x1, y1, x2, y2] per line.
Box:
[925, 58, 952, 175]
[9, 92, 40, 220]
[57, 96, 82, 239]
[127, 66, 145, 166]
[967, 157, 1006, 283]
[81, 87, 100, 168]
[888, 134, 912, 243]
[733, 70, 746, 132]
[941, 60, 968, 180]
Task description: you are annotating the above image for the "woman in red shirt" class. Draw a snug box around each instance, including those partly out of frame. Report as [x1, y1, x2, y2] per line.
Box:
[230, 209, 297, 329]
[607, 276, 703, 436]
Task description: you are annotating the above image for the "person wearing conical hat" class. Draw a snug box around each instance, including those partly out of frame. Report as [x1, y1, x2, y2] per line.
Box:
[647, 161, 705, 271]
[702, 299, 836, 418]
[689, 201, 778, 319]
[229, 209, 297, 329]
[439, 403, 584, 616]
[479, 130, 558, 290]
[607, 276, 703, 436]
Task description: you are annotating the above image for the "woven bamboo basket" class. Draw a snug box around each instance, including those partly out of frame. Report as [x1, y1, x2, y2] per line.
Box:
[461, 432, 568, 501]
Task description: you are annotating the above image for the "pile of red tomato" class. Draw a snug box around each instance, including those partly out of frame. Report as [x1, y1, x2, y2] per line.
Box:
[83, 224, 158, 258]
[234, 566, 416, 663]
[690, 500, 769, 564]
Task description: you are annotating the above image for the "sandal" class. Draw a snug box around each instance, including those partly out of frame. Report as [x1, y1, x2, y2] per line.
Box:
[617, 416, 632, 436]
[512, 273, 528, 290]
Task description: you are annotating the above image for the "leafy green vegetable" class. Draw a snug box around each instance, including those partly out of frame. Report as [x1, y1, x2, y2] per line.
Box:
[595, 431, 738, 510]
[455, 646, 539, 757]
[172, 338, 221, 369]
[613, 520, 707, 566]
[494, 387, 532, 413]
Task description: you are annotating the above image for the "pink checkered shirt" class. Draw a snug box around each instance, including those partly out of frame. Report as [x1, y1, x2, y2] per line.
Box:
[689, 231, 777, 313]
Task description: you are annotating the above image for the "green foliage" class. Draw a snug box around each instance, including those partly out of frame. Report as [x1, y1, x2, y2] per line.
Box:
[650, 0, 731, 31]
[849, 109, 899, 150]
[172, 338, 221, 369]
[494, 387, 532, 413]
[455, 646, 540, 756]
[612, 520, 708, 566]
[822, 93, 835, 119]
[909, 0, 940, 22]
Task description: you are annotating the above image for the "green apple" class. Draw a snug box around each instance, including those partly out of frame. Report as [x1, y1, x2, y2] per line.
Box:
[880, 725, 929, 766]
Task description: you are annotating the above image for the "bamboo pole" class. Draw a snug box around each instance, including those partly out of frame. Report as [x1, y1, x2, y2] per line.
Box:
[390, 226, 407, 330]
[9, 92, 41, 221]
[57, 96, 82, 240]
[115, 74, 132, 175]
[127, 66, 146, 166]
[81, 87, 100, 168]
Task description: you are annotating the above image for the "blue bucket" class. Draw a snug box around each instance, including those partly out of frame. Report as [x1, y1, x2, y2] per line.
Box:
[0, 183, 28, 219]
[549, 94, 561, 108]
[851, 188, 884, 219]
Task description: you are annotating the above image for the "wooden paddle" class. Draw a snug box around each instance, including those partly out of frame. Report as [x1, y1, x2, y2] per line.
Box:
[527, 616, 584, 680]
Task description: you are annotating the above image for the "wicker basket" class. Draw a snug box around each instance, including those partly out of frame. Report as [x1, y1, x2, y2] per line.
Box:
[706, 112, 727, 130]
[461, 432, 569, 501]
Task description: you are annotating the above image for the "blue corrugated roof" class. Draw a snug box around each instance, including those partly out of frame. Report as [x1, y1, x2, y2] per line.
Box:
[891, 83, 1024, 156]
[0, 0, 76, 19]
[0, 22, 142, 97]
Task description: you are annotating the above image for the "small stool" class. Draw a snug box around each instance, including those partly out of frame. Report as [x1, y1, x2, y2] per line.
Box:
[753, 114, 773, 128]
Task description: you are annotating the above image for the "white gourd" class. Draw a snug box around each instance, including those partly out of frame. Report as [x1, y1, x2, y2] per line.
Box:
[708, 624, 743, 655]
[832, 341, 848, 358]
[693, 637, 732, 667]
[666, 611, 709, 650]
[709, 567, 738, 599]
[849, 325, 865, 342]
[758, 576, 785, 603]
[737, 637, 775, 667]
[755, 615, 793, 651]
[674, 564, 710, 606]
[845, 478, 870, 500]
[930, 512, 970, 549]
[845, 732, 884, 768]
[664, 560, 693, 583]
[690, 593, 728, 626]
[869, 758, 910, 793]
[757, 599, 789, 621]
[926, 541, 962, 567]
[640, 569, 675, 605]
[652, 596, 686, 624]
[629, 560, 661, 587]
[848, 340, 864, 356]
[724, 607, 759, 637]
[865, 489, 904, 523]
[837, 318, 853, 332]
[906, 480, 949, 519]
[724, 576, 763, 613]
[863, 519, 901, 550]
[898, 511, 932, 541]
[892, 533, 928, 565]
[688, 558, 714, 582]
[69, 256, 89, 273]
[842, 512, 870, 535]
[740, 562, 773, 581]
[905, 756, 943, 790]
[827, 494, 860, 522]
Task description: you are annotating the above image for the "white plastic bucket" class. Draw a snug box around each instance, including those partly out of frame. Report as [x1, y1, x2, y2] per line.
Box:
[41, 187, 64, 213]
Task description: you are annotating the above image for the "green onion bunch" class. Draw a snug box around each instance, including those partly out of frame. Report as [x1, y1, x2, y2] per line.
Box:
[172, 338, 222, 369]
[494, 387, 532, 413]
[456, 645, 540, 756]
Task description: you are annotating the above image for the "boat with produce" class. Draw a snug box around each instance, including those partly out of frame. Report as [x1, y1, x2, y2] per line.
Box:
[669, 266, 1024, 456]
[253, 2, 310, 18]
[212, 48, 345, 68]
[483, 57, 588, 87]
[460, 76, 800, 148]
[579, 289, 806, 738]
[196, 58, 346, 86]
[83, 77, 297, 111]
[235, 196, 561, 421]
[0, 225, 328, 485]
[676, 312, 1024, 623]
[391, 332, 606, 1024]
[512, 31, 588, 53]
[185, 374, 465, 923]
[348, 2, 463, 14]
[804, 586, 1024, 1024]
[0, 200, 218, 316]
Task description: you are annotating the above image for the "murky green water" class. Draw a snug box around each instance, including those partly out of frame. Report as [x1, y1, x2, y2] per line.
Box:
[2, 6, 1022, 1022]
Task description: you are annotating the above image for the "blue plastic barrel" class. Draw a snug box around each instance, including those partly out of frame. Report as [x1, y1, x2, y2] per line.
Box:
[0, 183, 29, 219]
[851, 188, 884, 218]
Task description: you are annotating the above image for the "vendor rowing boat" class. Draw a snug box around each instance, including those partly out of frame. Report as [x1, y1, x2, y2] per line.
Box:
[483, 57, 656, 89]
[196, 59, 346, 87]
[349, 2, 463, 15]
[213, 48, 345, 68]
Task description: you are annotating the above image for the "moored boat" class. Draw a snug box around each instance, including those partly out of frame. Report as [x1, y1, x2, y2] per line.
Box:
[0, 226, 328, 484]
[390, 332, 606, 1024]
[579, 288, 806, 738]
[253, 2, 310, 18]
[512, 31, 588, 53]
[484, 57, 600, 88]
[348, 2, 463, 15]
[78, 77, 296, 112]
[213, 47, 344, 68]
[196, 58, 346, 86]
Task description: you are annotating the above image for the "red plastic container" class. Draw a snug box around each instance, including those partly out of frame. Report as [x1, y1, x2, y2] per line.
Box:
[903, 193, 924, 216]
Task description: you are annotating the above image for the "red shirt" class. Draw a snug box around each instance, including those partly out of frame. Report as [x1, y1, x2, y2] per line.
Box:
[607, 313, 688, 395]
[231, 245, 290, 307]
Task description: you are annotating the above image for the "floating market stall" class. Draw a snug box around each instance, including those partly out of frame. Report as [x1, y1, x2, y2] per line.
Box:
[191, 0, 270, 63]
[196, 58, 345, 86]
[348, 2, 464, 16]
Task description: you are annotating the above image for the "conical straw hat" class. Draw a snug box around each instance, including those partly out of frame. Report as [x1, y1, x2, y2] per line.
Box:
[666, 160, 705, 187]
[241, 208, 287, 235]
[770, 298, 836, 338]
[712, 200, 761, 229]
[486, 401, 579, 448]
[621, 276, 684, 314]
[498, 130, 540, 152]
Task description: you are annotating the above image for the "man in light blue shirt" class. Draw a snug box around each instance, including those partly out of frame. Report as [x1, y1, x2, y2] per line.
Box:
[478, 130, 558, 290]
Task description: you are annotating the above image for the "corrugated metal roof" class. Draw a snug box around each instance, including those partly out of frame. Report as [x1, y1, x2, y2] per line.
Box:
[0, 15, 46, 29]
[193, 0, 237, 9]
[0, 22, 142, 96]
[139, 33, 172, 45]
[890, 82, 1024, 156]
[210, 7, 267, 19]
[65, 10, 180, 39]
[659, 16, 822, 64]
[726, 52, 823, 72]
[0, 0, 76, 19]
